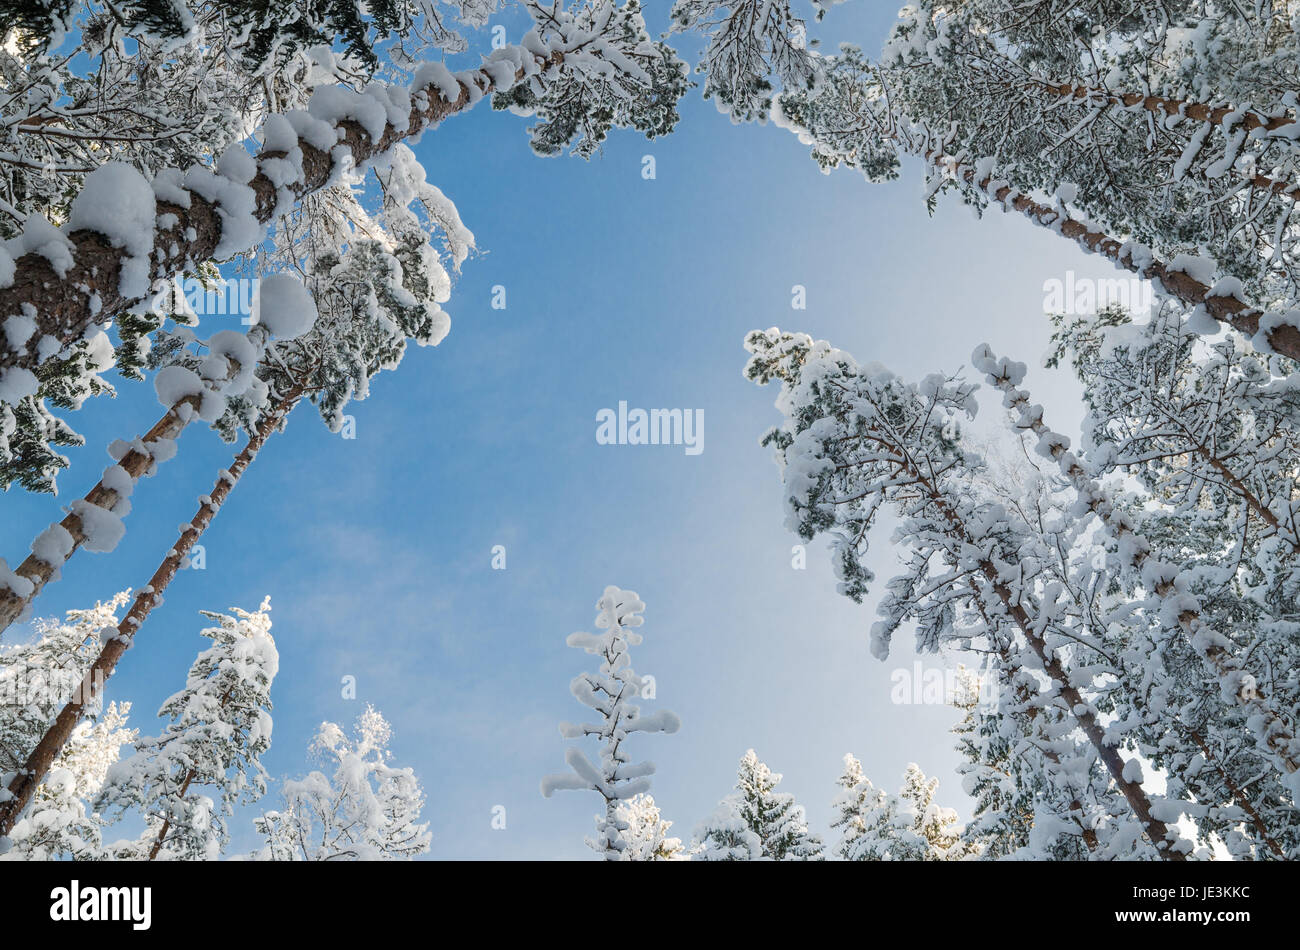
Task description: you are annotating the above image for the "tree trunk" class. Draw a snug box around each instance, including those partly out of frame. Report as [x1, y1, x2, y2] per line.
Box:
[870, 430, 1187, 858]
[0, 378, 304, 840]
[1039, 81, 1296, 137]
[904, 130, 1300, 362]
[1033, 81, 1300, 201]
[981, 354, 1300, 780]
[146, 768, 197, 861]
[0, 352, 250, 636]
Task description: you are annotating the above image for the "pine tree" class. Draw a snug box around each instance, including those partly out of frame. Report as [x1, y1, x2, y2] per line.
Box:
[730, 749, 823, 860]
[541, 585, 681, 860]
[0, 2, 688, 394]
[1000, 323, 1300, 857]
[251, 705, 430, 861]
[0, 1, 690, 501]
[95, 599, 278, 860]
[672, 3, 1300, 361]
[744, 326, 1190, 859]
[831, 753, 894, 860]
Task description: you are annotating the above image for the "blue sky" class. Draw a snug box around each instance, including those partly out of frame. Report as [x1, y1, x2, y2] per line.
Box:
[1, 2, 1142, 858]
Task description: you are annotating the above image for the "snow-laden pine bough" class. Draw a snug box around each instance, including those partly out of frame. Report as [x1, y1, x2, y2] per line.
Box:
[674, 1, 1300, 359]
[0, 372, 307, 845]
[744, 328, 1192, 859]
[540, 586, 681, 860]
[0, 3, 687, 395]
[871, 1, 1300, 302]
[971, 343, 1300, 794]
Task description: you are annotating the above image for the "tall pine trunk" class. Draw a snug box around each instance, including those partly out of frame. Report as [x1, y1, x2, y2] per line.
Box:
[0, 379, 305, 840]
[0, 356, 251, 635]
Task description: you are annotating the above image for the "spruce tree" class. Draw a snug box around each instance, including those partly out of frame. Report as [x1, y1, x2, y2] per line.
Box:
[731, 749, 823, 860]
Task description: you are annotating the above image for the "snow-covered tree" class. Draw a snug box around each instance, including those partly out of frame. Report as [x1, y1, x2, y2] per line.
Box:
[691, 799, 763, 860]
[615, 793, 685, 861]
[833, 755, 976, 861]
[1, 702, 134, 861]
[870, 0, 1300, 308]
[666, 3, 1300, 362]
[0, 0, 689, 430]
[541, 585, 681, 860]
[0, 342, 307, 842]
[978, 332, 1300, 858]
[0, 592, 136, 859]
[0, 4, 697, 751]
[696, 749, 822, 860]
[744, 326, 1191, 859]
[95, 599, 278, 860]
[251, 705, 430, 861]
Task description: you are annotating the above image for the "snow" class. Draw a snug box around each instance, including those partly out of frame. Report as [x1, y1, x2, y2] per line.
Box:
[151, 168, 191, 208]
[153, 365, 205, 409]
[250, 275, 317, 340]
[146, 438, 178, 464]
[100, 464, 134, 500]
[308, 86, 390, 142]
[203, 330, 258, 394]
[1166, 253, 1217, 286]
[0, 558, 34, 598]
[2, 314, 36, 353]
[68, 163, 157, 299]
[1121, 757, 1143, 783]
[261, 114, 299, 154]
[32, 524, 75, 566]
[0, 367, 40, 403]
[285, 111, 339, 153]
[70, 500, 126, 554]
[216, 144, 258, 185]
[181, 165, 262, 259]
[1, 214, 75, 279]
[413, 62, 463, 102]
